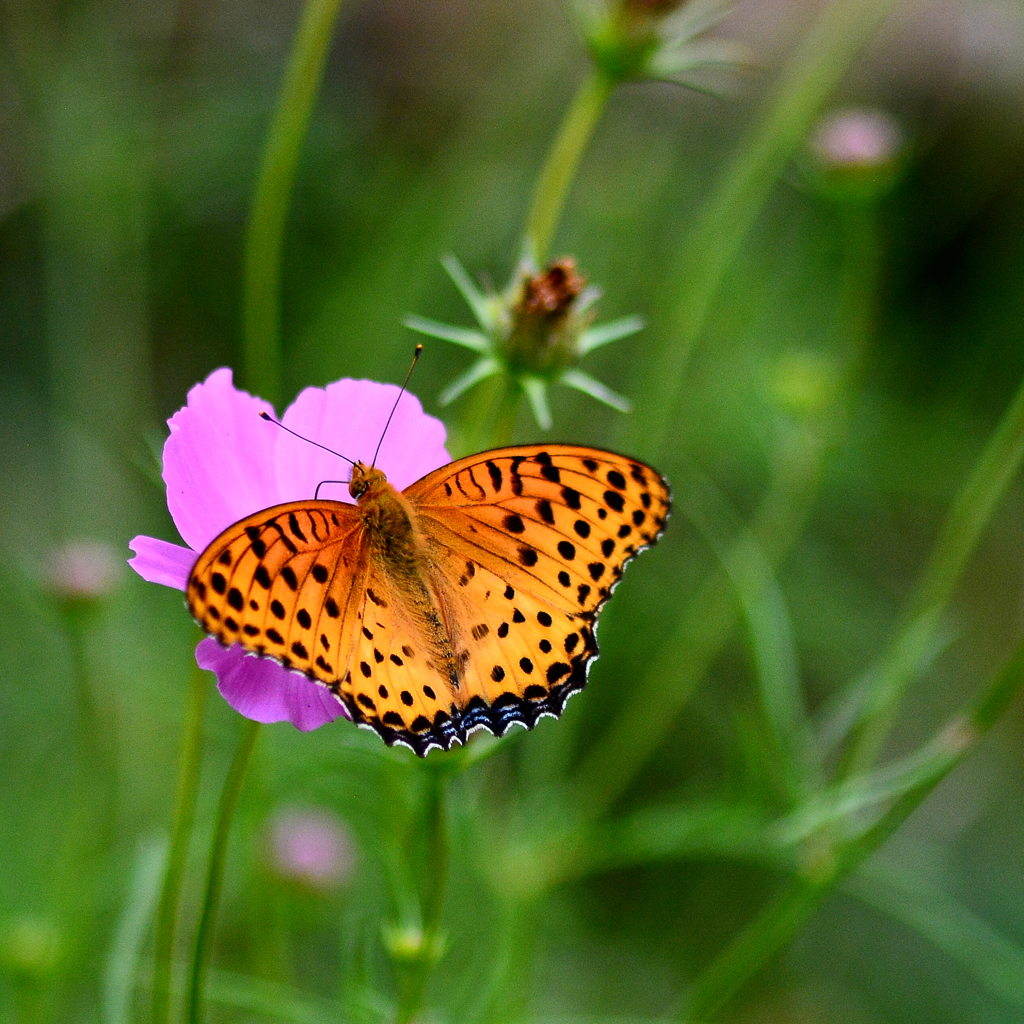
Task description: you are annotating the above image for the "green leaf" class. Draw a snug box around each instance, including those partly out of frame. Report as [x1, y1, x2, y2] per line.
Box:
[441, 254, 494, 331]
[403, 315, 489, 352]
[576, 315, 645, 355]
[560, 369, 632, 413]
[521, 377, 553, 430]
[848, 860, 1024, 1009]
[438, 357, 500, 406]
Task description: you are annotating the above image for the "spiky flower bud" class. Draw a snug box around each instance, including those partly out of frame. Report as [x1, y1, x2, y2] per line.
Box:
[572, 0, 746, 89]
[406, 255, 643, 430]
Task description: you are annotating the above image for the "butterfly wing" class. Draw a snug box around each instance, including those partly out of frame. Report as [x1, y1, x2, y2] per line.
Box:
[333, 562, 464, 755]
[187, 500, 369, 689]
[405, 444, 670, 735]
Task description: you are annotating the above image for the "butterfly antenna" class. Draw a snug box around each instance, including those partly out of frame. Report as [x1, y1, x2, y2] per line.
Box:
[372, 344, 423, 467]
[258, 412, 356, 466]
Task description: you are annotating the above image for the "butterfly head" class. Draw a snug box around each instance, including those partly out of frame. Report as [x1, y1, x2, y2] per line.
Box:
[348, 462, 389, 501]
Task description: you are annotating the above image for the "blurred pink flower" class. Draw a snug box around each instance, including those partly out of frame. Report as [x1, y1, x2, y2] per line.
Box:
[268, 806, 356, 889]
[811, 108, 903, 170]
[128, 368, 449, 731]
[46, 540, 122, 601]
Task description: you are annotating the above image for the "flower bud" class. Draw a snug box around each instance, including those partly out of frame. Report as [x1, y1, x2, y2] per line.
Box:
[767, 351, 840, 419]
[807, 108, 905, 203]
[266, 807, 356, 890]
[0, 915, 62, 982]
[504, 259, 589, 375]
[407, 253, 640, 430]
[382, 922, 445, 964]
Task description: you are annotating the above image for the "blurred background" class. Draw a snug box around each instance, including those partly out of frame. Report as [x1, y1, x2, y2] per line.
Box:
[4, 0, 1024, 1021]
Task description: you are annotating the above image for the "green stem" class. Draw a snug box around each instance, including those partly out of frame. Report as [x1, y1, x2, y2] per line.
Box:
[396, 765, 449, 1024]
[522, 69, 614, 266]
[845, 363, 1024, 777]
[152, 664, 208, 1024]
[186, 719, 261, 1024]
[639, 0, 898, 457]
[680, 639, 1024, 1021]
[242, 0, 347, 406]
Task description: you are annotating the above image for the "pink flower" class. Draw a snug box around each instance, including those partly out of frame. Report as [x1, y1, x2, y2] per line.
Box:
[267, 806, 356, 889]
[129, 368, 449, 730]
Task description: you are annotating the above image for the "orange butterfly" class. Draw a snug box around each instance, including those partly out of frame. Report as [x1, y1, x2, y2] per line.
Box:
[188, 445, 669, 755]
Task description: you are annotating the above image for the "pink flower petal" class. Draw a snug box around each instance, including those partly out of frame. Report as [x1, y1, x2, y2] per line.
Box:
[277, 380, 449, 499]
[196, 638, 348, 731]
[128, 536, 196, 591]
[163, 368, 282, 551]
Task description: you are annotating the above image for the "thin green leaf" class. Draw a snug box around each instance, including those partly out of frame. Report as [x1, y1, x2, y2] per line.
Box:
[676, 467, 818, 798]
[441, 254, 493, 331]
[521, 377, 553, 430]
[438, 357, 500, 406]
[559, 369, 632, 413]
[576, 802, 782, 878]
[576, 315, 645, 355]
[402, 314, 489, 352]
[848, 860, 1024, 1008]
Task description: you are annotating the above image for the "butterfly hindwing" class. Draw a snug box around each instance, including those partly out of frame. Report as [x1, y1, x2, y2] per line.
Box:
[427, 556, 599, 738]
[336, 564, 463, 755]
[188, 500, 368, 686]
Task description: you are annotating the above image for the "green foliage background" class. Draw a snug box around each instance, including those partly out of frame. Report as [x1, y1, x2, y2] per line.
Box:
[4, 0, 1024, 1022]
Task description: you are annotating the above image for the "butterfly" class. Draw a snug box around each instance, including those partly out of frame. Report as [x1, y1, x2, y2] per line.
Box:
[187, 444, 670, 755]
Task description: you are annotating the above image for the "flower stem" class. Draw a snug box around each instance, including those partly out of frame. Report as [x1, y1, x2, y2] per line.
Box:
[242, 0, 347, 406]
[152, 664, 208, 1024]
[843, 364, 1024, 779]
[186, 719, 261, 1024]
[522, 69, 614, 266]
[639, 0, 899, 457]
[395, 764, 449, 1024]
[679, 639, 1024, 1021]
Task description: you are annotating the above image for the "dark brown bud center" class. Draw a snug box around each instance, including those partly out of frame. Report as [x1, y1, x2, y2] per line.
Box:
[520, 259, 585, 322]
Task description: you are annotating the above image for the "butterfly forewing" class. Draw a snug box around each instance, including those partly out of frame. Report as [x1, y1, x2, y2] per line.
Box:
[407, 445, 670, 616]
[188, 500, 367, 685]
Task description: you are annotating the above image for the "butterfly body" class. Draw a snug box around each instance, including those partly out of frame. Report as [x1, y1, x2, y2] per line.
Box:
[188, 445, 670, 755]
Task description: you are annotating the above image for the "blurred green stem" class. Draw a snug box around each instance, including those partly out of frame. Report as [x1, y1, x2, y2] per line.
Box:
[62, 605, 117, 841]
[396, 765, 449, 1024]
[153, 664, 208, 1024]
[522, 70, 614, 266]
[844, 361, 1024, 776]
[679, 638, 1024, 1021]
[242, 0, 347, 406]
[640, 0, 898, 456]
[186, 720, 261, 1024]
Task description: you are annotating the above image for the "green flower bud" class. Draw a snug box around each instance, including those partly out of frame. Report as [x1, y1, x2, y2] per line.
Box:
[406, 254, 643, 430]
[0, 915, 63, 983]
